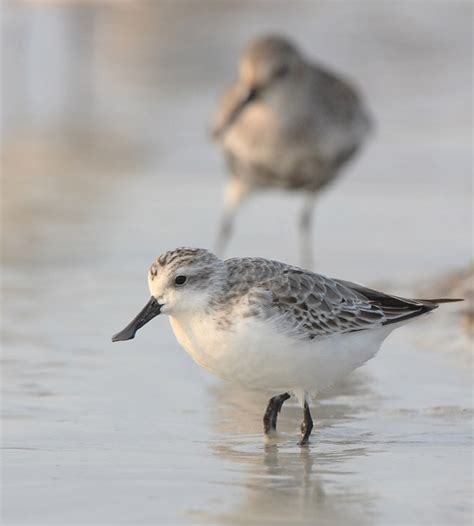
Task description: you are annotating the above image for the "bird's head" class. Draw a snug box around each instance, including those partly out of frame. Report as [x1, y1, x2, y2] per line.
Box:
[239, 35, 303, 93]
[211, 35, 304, 139]
[112, 248, 225, 342]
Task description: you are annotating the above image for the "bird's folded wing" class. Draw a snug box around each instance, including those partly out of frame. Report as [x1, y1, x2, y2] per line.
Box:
[250, 270, 433, 340]
[333, 279, 438, 327]
[243, 269, 382, 340]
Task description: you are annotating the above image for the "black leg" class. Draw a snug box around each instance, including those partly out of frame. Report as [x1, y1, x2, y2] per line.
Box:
[263, 393, 291, 435]
[299, 401, 314, 446]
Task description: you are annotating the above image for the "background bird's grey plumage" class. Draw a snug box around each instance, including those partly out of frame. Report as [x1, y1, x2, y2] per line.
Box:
[218, 64, 371, 192]
[212, 35, 373, 264]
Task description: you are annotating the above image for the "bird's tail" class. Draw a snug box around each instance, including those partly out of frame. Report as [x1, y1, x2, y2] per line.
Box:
[415, 298, 464, 306]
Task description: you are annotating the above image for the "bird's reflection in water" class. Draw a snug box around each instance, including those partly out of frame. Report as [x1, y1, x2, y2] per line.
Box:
[207, 372, 378, 525]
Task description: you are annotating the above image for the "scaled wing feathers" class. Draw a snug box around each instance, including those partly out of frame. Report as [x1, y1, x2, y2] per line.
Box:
[222, 258, 438, 340]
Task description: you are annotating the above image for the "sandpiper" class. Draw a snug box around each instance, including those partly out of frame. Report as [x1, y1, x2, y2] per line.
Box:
[211, 35, 373, 267]
[112, 248, 461, 445]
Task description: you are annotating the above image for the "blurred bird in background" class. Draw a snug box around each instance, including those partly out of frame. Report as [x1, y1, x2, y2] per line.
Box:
[212, 35, 373, 268]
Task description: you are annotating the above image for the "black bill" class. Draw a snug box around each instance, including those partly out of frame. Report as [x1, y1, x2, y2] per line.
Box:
[112, 297, 162, 342]
[212, 87, 258, 139]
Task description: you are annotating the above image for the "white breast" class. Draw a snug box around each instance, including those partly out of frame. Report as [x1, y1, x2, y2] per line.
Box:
[168, 312, 393, 395]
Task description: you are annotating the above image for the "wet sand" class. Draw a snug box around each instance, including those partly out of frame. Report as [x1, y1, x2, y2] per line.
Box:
[1, 2, 472, 525]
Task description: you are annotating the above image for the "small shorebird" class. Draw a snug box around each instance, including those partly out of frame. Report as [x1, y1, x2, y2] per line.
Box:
[211, 35, 373, 267]
[112, 248, 461, 445]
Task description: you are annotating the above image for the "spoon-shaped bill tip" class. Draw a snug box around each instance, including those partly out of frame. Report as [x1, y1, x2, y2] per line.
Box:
[111, 297, 162, 343]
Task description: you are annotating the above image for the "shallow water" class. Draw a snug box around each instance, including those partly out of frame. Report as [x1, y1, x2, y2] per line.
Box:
[1, 2, 473, 525]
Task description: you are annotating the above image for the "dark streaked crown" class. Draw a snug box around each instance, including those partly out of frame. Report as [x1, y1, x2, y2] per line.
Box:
[149, 247, 220, 280]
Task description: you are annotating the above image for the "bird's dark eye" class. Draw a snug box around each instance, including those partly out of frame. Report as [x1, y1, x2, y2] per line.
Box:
[174, 275, 187, 286]
[273, 65, 289, 79]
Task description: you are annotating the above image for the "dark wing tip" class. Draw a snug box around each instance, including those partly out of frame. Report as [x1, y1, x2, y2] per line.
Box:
[381, 297, 464, 327]
[416, 298, 464, 305]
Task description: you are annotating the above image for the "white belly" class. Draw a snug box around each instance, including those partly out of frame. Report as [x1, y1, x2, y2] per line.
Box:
[169, 314, 393, 395]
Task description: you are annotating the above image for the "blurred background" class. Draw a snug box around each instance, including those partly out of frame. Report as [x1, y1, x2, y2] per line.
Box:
[1, 1, 472, 525]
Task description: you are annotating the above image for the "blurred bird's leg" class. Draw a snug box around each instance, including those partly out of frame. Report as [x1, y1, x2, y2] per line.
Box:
[215, 213, 234, 256]
[214, 178, 250, 256]
[299, 194, 316, 269]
